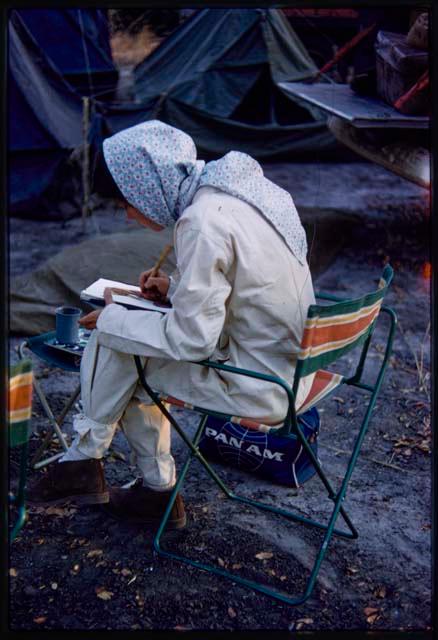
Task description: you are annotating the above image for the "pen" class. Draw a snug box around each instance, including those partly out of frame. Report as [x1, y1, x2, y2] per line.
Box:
[149, 244, 173, 278]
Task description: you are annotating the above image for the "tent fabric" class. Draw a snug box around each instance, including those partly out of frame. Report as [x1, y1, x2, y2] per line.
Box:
[132, 9, 318, 116]
[9, 152, 68, 214]
[10, 226, 176, 336]
[8, 13, 84, 212]
[91, 8, 334, 160]
[8, 13, 83, 151]
[15, 8, 117, 95]
[8, 10, 116, 214]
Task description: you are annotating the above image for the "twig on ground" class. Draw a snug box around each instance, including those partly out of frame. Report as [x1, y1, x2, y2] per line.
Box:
[324, 444, 405, 472]
[397, 321, 430, 400]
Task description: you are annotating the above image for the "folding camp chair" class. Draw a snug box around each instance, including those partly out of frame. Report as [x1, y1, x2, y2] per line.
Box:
[133, 264, 396, 605]
[8, 359, 33, 542]
[17, 332, 82, 469]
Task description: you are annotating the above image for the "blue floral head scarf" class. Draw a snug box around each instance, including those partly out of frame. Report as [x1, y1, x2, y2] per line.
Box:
[103, 120, 307, 264]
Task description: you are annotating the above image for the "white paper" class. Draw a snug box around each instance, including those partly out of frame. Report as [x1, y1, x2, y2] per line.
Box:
[81, 278, 170, 313]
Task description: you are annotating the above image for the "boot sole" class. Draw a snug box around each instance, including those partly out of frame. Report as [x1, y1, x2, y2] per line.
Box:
[27, 491, 110, 507]
[101, 504, 187, 529]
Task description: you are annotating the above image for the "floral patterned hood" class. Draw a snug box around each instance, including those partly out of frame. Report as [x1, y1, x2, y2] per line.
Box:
[103, 120, 307, 263]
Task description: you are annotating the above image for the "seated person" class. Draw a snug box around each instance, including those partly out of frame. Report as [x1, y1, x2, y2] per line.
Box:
[27, 120, 316, 528]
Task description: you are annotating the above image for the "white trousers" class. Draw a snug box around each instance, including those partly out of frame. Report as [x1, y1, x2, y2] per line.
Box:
[61, 331, 176, 490]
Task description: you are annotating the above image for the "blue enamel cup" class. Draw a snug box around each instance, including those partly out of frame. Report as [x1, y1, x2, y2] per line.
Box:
[55, 306, 82, 345]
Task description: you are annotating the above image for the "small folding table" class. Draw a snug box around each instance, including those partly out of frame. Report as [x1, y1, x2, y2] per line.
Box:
[17, 330, 87, 469]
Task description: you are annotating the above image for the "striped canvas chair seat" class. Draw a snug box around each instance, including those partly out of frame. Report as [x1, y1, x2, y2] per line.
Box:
[157, 392, 274, 433]
[9, 359, 33, 542]
[292, 268, 391, 408]
[158, 369, 343, 432]
[297, 296, 384, 375]
[296, 370, 343, 415]
[9, 360, 33, 448]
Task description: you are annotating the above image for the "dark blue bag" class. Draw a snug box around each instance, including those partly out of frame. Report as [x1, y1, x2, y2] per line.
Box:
[198, 407, 319, 488]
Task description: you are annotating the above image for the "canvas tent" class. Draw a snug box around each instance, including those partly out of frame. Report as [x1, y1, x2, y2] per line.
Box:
[91, 8, 334, 159]
[8, 9, 116, 215]
[9, 7, 334, 217]
[14, 9, 116, 96]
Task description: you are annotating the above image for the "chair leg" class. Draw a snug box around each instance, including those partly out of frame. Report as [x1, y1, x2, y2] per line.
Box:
[154, 414, 235, 549]
[278, 421, 358, 538]
[10, 506, 27, 543]
[151, 390, 389, 605]
[151, 413, 344, 605]
[133, 358, 380, 604]
[9, 441, 29, 543]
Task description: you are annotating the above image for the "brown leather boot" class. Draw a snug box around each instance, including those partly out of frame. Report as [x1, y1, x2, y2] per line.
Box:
[102, 479, 186, 529]
[26, 459, 109, 506]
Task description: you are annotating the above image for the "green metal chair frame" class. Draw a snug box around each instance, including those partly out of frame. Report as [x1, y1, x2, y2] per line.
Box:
[133, 265, 397, 605]
[9, 359, 33, 542]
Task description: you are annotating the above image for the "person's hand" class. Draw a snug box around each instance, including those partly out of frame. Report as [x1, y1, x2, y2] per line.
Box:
[103, 288, 114, 306]
[139, 268, 170, 301]
[79, 309, 102, 330]
[79, 289, 113, 330]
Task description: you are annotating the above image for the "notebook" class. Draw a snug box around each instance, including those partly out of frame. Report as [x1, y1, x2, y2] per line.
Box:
[80, 278, 171, 313]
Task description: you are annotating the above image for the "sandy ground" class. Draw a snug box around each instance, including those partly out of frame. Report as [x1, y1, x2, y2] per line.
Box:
[8, 161, 431, 631]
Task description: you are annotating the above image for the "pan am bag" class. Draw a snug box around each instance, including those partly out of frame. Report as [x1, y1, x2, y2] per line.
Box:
[198, 407, 319, 488]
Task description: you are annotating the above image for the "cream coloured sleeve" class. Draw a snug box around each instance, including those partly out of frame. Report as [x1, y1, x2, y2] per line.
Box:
[167, 270, 180, 301]
[96, 223, 232, 361]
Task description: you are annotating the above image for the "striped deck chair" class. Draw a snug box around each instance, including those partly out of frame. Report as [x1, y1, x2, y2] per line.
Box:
[8, 359, 33, 542]
[133, 264, 397, 606]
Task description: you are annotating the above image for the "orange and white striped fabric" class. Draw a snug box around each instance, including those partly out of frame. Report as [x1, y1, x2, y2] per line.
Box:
[299, 298, 382, 361]
[158, 392, 274, 433]
[296, 370, 343, 415]
[158, 376, 340, 432]
[9, 365, 33, 426]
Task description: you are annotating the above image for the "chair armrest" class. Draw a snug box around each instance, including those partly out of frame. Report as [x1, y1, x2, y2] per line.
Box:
[134, 354, 297, 436]
[191, 359, 297, 435]
[315, 291, 348, 303]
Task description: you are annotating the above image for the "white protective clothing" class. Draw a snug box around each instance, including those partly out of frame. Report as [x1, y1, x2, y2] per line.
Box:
[64, 187, 315, 487]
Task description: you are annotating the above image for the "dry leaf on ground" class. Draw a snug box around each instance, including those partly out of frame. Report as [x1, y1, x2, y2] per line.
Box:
[296, 617, 314, 629]
[255, 551, 273, 560]
[367, 613, 380, 624]
[346, 566, 359, 575]
[364, 605, 380, 623]
[96, 587, 114, 600]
